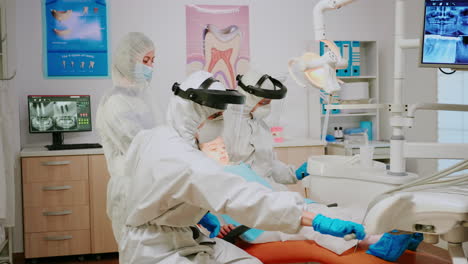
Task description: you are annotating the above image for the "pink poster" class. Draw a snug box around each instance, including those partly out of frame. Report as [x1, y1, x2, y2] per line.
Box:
[186, 5, 250, 90]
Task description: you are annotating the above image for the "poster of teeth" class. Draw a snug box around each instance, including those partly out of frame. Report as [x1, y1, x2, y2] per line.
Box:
[42, 0, 109, 78]
[186, 5, 250, 90]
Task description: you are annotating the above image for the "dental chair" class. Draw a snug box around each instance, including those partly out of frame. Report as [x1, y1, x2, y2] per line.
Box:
[301, 156, 468, 264]
[222, 208, 452, 264]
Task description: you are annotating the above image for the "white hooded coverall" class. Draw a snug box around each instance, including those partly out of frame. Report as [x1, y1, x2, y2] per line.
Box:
[100, 58, 306, 263]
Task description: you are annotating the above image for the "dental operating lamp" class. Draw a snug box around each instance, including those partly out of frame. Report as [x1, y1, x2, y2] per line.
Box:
[289, 0, 355, 94]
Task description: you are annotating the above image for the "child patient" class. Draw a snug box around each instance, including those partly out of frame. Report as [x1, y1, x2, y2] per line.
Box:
[198, 135, 423, 260]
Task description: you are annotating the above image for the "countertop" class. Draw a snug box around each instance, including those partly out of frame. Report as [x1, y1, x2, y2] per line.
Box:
[21, 146, 104, 157]
[273, 138, 325, 148]
[21, 138, 326, 157]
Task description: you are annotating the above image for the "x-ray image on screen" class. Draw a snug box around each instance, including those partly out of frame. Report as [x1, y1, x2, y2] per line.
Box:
[29, 102, 55, 131]
[422, 1, 468, 66]
[29, 101, 78, 132]
[53, 102, 78, 129]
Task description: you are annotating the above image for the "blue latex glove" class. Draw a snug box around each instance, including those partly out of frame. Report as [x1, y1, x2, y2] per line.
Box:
[304, 198, 316, 204]
[295, 162, 310, 180]
[407, 233, 423, 251]
[366, 232, 412, 262]
[198, 212, 220, 238]
[312, 214, 366, 240]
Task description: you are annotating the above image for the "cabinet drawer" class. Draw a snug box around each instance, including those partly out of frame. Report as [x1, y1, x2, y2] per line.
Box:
[24, 205, 90, 233]
[25, 230, 90, 258]
[23, 181, 89, 208]
[22, 156, 88, 183]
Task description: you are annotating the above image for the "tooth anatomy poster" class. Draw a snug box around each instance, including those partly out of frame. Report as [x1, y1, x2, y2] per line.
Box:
[186, 5, 250, 89]
[43, 0, 109, 78]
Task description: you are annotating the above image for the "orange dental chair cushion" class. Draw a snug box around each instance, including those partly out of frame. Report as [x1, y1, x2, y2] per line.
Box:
[237, 240, 451, 264]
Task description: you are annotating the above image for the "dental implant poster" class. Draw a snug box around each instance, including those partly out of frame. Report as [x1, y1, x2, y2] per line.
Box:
[186, 5, 250, 90]
[42, 0, 109, 78]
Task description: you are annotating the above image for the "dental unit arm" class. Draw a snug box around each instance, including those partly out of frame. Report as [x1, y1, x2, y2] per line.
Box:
[313, 0, 356, 41]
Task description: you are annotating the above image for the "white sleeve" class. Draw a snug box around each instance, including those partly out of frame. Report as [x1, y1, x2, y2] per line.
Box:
[97, 94, 156, 154]
[270, 155, 298, 185]
[125, 131, 304, 234]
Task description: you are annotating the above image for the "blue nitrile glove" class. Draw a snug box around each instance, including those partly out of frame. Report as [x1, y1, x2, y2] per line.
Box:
[312, 214, 366, 240]
[366, 232, 412, 262]
[407, 232, 423, 251]
[295, 162, 310, 180]
[304, 198, 316, 204]
[198, 212, 220, 238]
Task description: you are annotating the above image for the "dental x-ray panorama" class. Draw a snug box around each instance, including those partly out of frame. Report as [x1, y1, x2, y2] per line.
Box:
[28, 96, 92, 133]
[422, 0, 468, 65]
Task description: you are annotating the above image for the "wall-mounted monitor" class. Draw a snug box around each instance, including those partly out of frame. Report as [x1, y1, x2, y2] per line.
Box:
[420, 0, 468, 69]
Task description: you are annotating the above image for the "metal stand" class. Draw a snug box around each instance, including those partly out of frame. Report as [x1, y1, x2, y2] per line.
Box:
[447, 243, 467, 264]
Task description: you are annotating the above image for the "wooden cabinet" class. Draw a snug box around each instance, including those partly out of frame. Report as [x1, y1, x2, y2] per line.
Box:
[89, 155, 117, 254]
[21, 153, 117, 259]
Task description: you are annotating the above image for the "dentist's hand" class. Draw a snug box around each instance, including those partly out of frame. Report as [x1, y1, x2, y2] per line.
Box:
[312, 214, 366, 240]
[295, 162, 310, 180]
[198, 212, 221, 238]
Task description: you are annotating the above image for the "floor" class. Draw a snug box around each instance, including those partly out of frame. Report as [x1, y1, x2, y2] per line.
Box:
[13, 253, 118, 264]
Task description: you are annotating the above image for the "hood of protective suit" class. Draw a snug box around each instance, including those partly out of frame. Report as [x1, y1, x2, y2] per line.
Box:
[237, 69, 276, 119]
[167, 71, 226, 147]
[112, 32, 155, 89]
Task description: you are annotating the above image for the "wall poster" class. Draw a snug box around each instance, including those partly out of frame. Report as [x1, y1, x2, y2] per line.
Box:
[186, 5, 250, 89]
[43, 0, 109, 78]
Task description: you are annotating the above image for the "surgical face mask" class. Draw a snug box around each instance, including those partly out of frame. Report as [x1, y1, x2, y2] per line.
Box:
[252, 104, 271, 120]
[134, 63, 153, 82]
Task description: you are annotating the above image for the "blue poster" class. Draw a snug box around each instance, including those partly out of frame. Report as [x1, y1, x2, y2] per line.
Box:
[43, 0, 109, 78]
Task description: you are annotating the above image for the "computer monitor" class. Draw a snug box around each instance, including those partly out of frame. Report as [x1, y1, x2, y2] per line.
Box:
[28, 95, 92, 149]
[420, 0, 468, 69]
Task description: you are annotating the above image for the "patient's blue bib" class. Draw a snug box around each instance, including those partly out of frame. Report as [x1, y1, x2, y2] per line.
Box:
[222, 163, 315, 242]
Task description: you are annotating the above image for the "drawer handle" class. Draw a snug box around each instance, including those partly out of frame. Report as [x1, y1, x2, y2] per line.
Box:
[41, 161, 71, 166]
[44, 235, 73, 241]
[42, 210, 72, 216]
[42, 185, 72, 191]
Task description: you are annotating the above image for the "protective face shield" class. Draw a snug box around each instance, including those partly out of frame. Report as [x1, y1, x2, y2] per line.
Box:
[111, 32, 155, 89]
[167, 70, 245, 146]
[225, 69, 288, 165]
[251, 99, 272, 120]
[236, 73, 287, 100]
[222, 104, 247, 164]
[236, 69, 287, 120]
[197, 111, 224, 144]
[172, 75, 245, 110]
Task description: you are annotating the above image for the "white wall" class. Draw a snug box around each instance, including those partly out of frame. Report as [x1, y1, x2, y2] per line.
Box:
[12, 0, 438, 253]
[17, 0, 402, 147]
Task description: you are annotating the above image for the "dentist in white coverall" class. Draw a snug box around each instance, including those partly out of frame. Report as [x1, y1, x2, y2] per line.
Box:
[98, 33, 365, 263]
